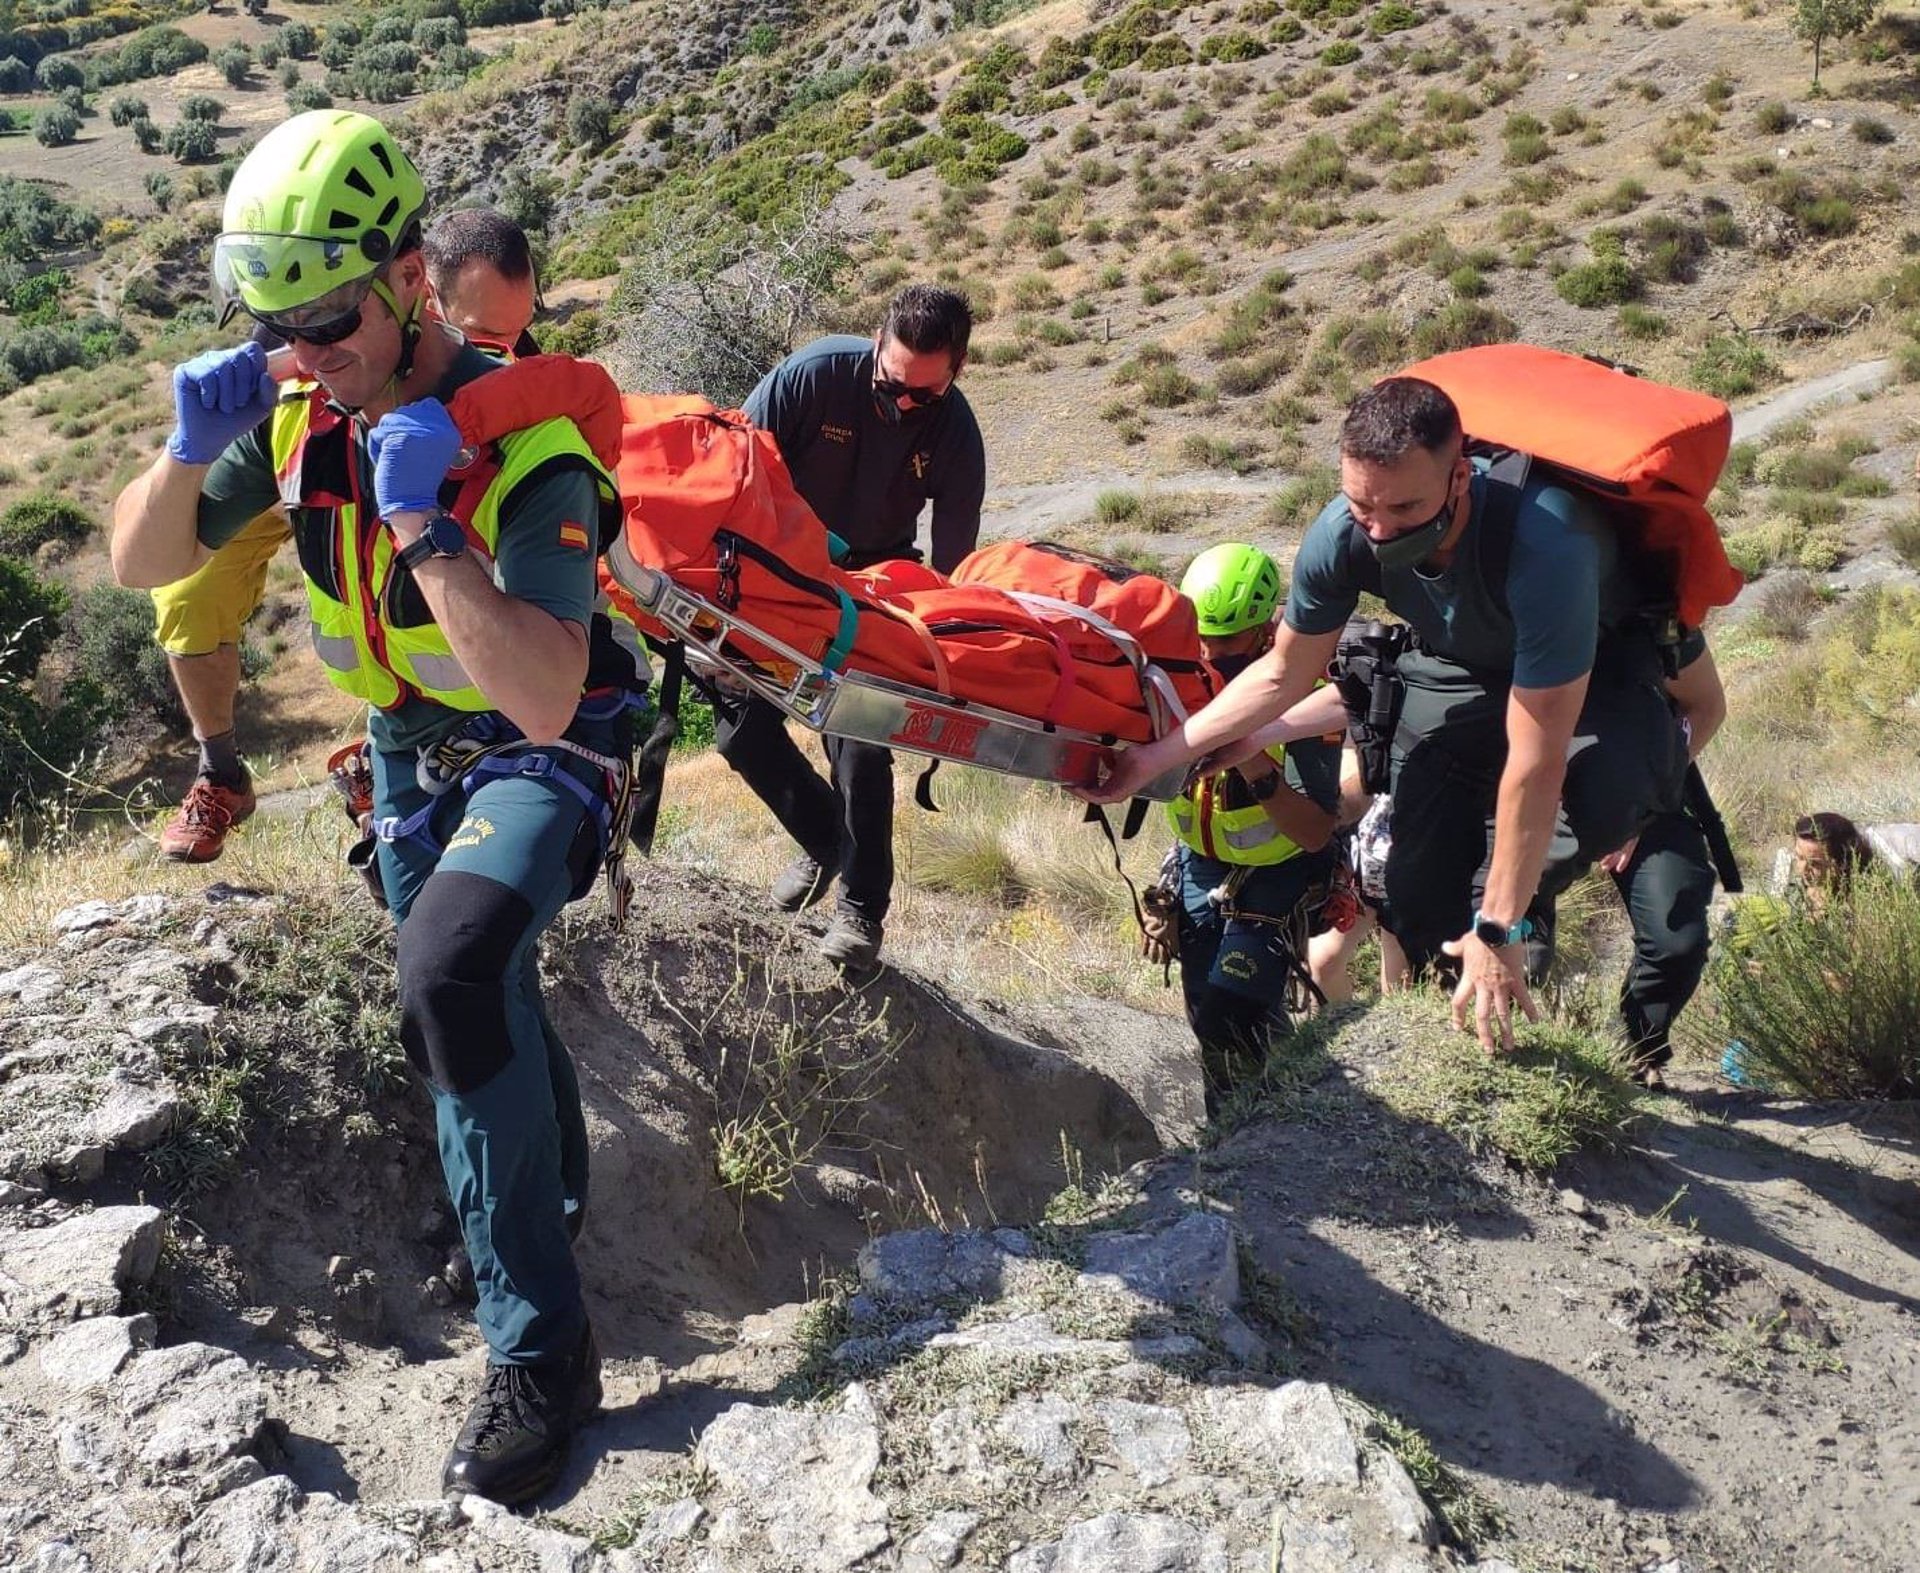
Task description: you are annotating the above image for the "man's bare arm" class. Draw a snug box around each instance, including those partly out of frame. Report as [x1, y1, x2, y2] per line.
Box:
[1479, 675, 1588, 927]
[111, 456, 217, 588]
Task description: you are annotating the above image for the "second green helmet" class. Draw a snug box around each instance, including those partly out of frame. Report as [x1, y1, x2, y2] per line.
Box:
[1181, 542, 1283, 637]
[214, 110, 427, 317]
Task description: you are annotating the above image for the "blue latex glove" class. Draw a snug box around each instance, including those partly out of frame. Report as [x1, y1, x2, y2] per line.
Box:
[367, 399, 463, 519]
[166, 342, 277, 465]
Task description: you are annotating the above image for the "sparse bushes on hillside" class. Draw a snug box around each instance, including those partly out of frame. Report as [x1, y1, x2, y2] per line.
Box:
[33, 53, 83, 91]
[566, 93, 614, 149]
[1693, 874, 1920, 1099]
[32, 105, 79, 148]
[1, 559, 108, 824]
[164, 119, 219, 164]
[285, 82, 332, 113]
[0, 57, 29, 94]
[108, 95, 146, 127]
[1689, 333, 1777, 398]
[180, 95, 224, 123]
[0, 492, 92, 559]
[65, 584, 187, 732]
[213, 43, 252, 87]
[1555, 231, 1641, 307]
[82, 25, 207, 90]
[279, 21, 318, 59]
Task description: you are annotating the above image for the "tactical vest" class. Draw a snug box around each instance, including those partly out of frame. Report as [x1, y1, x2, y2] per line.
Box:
[267, 384, 614, 712]
[1166, 743, 1309, 867]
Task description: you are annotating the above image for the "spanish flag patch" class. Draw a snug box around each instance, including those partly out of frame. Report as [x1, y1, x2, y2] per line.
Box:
[557, 520, 591, 551]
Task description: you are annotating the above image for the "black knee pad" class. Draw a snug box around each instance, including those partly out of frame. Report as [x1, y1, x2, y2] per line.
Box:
[396, 870, 535, 1094]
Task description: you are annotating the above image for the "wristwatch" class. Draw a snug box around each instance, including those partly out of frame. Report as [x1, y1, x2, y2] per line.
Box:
[393, 512, 467, 572]
[1472, 909, 1534, 948]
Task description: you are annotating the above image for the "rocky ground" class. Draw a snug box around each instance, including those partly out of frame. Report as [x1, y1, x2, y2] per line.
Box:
[1, 887, 1915, 1572]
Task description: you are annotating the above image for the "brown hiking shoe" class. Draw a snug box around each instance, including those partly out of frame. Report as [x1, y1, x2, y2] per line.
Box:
[159, 776, 256, 864]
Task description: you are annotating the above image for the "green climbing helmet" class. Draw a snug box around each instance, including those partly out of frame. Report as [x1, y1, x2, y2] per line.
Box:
[213, 110, 427, 320]
[1181, 542, 1282, 637]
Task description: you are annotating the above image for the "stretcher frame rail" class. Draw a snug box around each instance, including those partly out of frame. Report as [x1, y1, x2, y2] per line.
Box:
[617, 562, 1189, 801]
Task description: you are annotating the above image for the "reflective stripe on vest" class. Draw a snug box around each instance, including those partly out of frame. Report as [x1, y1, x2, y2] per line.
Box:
[269, 386, 614, 712]
[1165, 742, 1306, 867]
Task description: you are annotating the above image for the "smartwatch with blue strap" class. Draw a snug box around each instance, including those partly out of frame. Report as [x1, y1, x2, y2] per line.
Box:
[1472, 909, 1534, 948]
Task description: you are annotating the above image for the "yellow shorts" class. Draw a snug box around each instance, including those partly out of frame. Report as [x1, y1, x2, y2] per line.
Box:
[150, 509, 292, 657]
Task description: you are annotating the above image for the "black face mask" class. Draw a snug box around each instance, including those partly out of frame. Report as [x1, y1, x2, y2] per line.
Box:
[1366, 479, 1460, 571]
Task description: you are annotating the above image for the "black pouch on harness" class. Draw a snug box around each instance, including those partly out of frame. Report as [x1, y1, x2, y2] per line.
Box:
[1333, 620, 1413, 797]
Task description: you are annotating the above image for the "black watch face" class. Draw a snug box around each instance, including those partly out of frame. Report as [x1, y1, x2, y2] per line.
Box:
[426, 515, 465, 556]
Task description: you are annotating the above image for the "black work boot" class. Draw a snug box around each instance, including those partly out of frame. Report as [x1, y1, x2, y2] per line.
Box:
[819, 910, 884, 969]
[442, 1324, 602, 1506]
[771, 854, 836, 912]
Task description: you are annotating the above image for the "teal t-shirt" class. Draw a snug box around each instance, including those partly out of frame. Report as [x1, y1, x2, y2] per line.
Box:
[195, 347, 601, 751]
[1284, 464, 1642, 689]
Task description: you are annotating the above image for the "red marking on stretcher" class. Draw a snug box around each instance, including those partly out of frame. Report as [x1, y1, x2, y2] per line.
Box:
[890, 703, 990, 759]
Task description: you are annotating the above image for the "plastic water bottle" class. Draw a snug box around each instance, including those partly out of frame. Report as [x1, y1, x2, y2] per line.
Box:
[1721, 1039, 1763, 1088]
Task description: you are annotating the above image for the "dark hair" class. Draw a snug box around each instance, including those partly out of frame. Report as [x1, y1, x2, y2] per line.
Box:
[1794, 810, 1874, 885]
[880, 283, 972, 365]
[1339, 377, 1463, 464]
[423, 207, 533, 294]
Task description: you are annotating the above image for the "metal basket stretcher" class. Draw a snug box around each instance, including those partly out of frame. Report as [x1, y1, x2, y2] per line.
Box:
[606, 551, 1192, 803]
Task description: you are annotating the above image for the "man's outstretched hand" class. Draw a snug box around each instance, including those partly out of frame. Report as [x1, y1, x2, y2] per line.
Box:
[1072, 740, 1165, 805]
[1440, 931, 1540, 1054]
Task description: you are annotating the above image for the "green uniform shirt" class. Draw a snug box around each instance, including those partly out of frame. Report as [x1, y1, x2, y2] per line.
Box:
[195, 346, 599, 751]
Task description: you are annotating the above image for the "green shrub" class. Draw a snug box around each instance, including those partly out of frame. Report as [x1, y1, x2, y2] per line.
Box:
[286, 81, 332, 112]
[179, 95, 224, 123]
[130, 115, 160, 152]
[1691, 876, 1920, 1098]
[108, 95, 147, 127]
[1371, 999, 1641, 1171]
[1753, 99, 1791, 134]
[566, 94, 614, 148]
[280, 21, 318, 58]
[33, 105, 80, 147]
[1617, 303, 1669, 340]
[1554, 253, 1640, 307]
[1321, 41, 1362, 65]
[1411, 300, 1515, 356]
[1853, 114, 1895, 144]
[1094, 488, 1140, 523]
[213, 43, 251, 87]
[1689, 334, 1776, 398]
[2, 559, 109, 822]
[35, 54, 84, 91]
[1265, 463, 1341, 529]
[164, 120, 218, 163]
[66, 583, 184, 730]
[0, 491, 94, 558]
[0, 58, 29, 94]
[1887, 514, 1920, 567]
[1370, 1, 1422, 34]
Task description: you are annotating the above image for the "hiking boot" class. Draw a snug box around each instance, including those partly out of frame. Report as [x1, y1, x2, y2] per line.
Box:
[159, 775, 256, 864]
[442, 1324, 602, 1506]
[819, 910, 884, 969]
[771, 854, 835, 912]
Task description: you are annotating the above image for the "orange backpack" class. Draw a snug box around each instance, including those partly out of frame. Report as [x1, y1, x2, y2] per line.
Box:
[1394, 345, 1743, 628]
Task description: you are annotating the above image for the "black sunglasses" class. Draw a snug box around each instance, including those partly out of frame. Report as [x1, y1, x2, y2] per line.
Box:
[873, 375, 947, 408]
[247, 303, 365, 347]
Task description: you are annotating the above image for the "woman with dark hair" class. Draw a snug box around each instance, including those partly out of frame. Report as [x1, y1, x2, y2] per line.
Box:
[1791, 812, 1920, 914]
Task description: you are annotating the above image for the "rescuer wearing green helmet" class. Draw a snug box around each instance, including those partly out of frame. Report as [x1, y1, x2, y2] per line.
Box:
[1155, 544, 1339, 1118]
[111, 111, 639, 1506]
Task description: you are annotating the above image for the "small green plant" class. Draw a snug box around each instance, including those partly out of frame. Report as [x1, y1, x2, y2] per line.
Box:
[1689, 874, 1920, 1098]
[1266, 463, 1341, 530]
[1689, 334, 1777, 398]
[1888, 513, 1920, 568]
[0, 492, 94, 558]
[1853, 115, 1895, 144]
[1094, 488, 1141, 523]
[1618, 303, 1669, 340]
[1755, 100, 1793, 135]
[1361, 1406, 1509, 1550]
[1369, 993, 1642, 1171]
